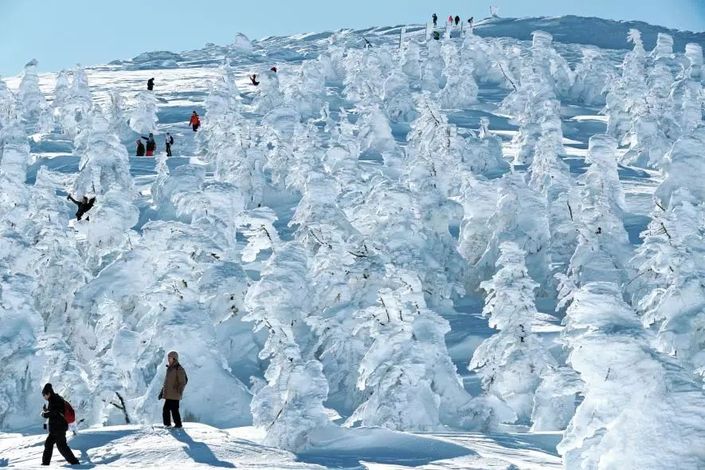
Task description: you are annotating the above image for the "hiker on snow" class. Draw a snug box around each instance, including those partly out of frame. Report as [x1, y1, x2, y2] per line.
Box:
[136, 139, 145, 157]
[41, 383, 80, 466]
[468, 17, 474, 29]
[432, 13, 438, 26]
[250, 74, 260, 86]
[448, 15, 453, 24]
[67, 194, 96, 221]
[189, 111, 200, 132]
[147, 77, 155, 91]
[141, 133, 156, 156]
[159, 351, 188, 428]
[165, 132, 174, 157]
[454, 15, 460, 26]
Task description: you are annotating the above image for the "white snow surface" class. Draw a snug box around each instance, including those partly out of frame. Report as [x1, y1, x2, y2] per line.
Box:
[1, 13, 703, 470]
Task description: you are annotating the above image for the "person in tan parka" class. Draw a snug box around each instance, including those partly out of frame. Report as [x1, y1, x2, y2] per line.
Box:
[159, 351, 188, 428]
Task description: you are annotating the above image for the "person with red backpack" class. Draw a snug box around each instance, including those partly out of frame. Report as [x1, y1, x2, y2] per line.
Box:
[41, 383, 80, 466]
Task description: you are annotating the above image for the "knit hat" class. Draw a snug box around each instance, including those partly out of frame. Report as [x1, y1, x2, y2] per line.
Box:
[167, 351, 179, 361]
[42, 383, 54, 395]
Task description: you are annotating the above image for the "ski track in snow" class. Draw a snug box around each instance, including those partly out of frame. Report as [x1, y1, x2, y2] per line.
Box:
[1, 15, 670, 470]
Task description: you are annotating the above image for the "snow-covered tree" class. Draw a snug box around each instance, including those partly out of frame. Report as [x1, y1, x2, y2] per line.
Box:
[569, 46, 614, 106]
[470, 242, 556, 423]
[559, 282, 705, 469]
[245, 241, 333, 450]
[128, 90, 158, 134]
[16, 59, 51, 133]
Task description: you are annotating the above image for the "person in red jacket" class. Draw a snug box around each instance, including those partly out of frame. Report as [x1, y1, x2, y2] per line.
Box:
[189, 111, 200, 132]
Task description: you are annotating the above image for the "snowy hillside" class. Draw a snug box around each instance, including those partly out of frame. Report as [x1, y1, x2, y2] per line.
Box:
[1, 14, 705, 469]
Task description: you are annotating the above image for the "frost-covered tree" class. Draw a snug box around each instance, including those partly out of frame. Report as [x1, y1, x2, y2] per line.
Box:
[558, 282, 705, 470]
[16, 59, 51, 133]
[469, 173, 552, 291]
[0, 273, 45, 430]
[53, 66, 93, 137]
[470, 242, 556, 423]
[128, 90, 158, 134]
[529, 136, 576, 270]
[382, 70, 416, 123]
[529, 31, 572, 97]
[245, 241, 333, 450]
[72, 108, 138, 269]
[630, 127, 705, 374]
[107, 91, 131, 139]
[569, 46, 614, 106]
[349, 267, 509, 431]
[0, 76, 15, 129]
[604, 29, 648, 142]
[556, 135, 630, 308]
[439, 55, 478, 109]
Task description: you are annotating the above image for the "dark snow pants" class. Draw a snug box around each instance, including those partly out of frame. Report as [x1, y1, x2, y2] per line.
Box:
[163, 399, 182, 427]
[42, 431, 79, 465]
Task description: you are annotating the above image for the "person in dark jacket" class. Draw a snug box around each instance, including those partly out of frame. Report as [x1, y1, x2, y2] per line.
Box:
[147, 77, 155, 91]
[454, 15, 460, 26]
[432, 13, 438, 26]
[250, 74, 260, 86]
[41, 383, 79, 466]
[165, 133, 174, 157]
[141, 133, 156, 156]
[159, 351, 188, 428]
[67, 194, 96, 221]
[136, 139, 145, 157]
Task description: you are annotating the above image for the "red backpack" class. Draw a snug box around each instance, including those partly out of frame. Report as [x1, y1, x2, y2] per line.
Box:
[64, 401, 76, 425]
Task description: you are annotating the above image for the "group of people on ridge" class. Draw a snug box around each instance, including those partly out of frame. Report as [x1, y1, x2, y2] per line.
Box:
[40, 351, 188, 466]
[432, 13, 473, 28]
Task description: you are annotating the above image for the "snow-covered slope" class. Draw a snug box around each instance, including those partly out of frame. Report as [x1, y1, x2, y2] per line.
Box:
[1, 14, 705, 469]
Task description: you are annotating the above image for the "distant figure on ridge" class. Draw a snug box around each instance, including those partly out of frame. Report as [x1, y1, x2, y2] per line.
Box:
[67, 194, 95, 221]
[136, 139, 145, 157]
[41, 384, 80, 466]
[165, 132, 174, 157]
[468, 16, 474, 29]
[432, 13, 438, 26]
[448, 15, 453, 25]
[141, 132, 156, 156]
[147, 77, 154, 91]
[158, 351, 188, 428]
[270, 66, 278, 73]
[189, 111, 200, 132]
[454, 15, 460, 26]
[250, 74, 260, 86]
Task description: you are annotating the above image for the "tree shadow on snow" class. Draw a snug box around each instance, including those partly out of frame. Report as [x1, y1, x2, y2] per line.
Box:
[171, 430, 235, 468]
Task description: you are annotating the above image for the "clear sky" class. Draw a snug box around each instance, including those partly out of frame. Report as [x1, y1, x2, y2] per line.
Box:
[1, 0, 703, 76]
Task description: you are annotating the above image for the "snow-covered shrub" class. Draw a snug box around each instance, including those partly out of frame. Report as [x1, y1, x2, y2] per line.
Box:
[469, 242, 555, 423]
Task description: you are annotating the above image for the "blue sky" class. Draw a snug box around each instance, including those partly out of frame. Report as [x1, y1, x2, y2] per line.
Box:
[1, 0, 703, 76]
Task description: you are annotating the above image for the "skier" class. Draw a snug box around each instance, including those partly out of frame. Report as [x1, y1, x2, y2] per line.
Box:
[165, 132, 174, 157]
[136, 139, 145, 157]
[67, 194, 96, 221]
[158, 351, 188, 428]
[432, 13, 438, 27]
[141, 133, 156, 156]
[250, 74, 260, 86]
[147, 77, 154, 91]
[41, 383, 80, 466]
[189, 111, 200, 132]
[454, 15, 460, 26]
